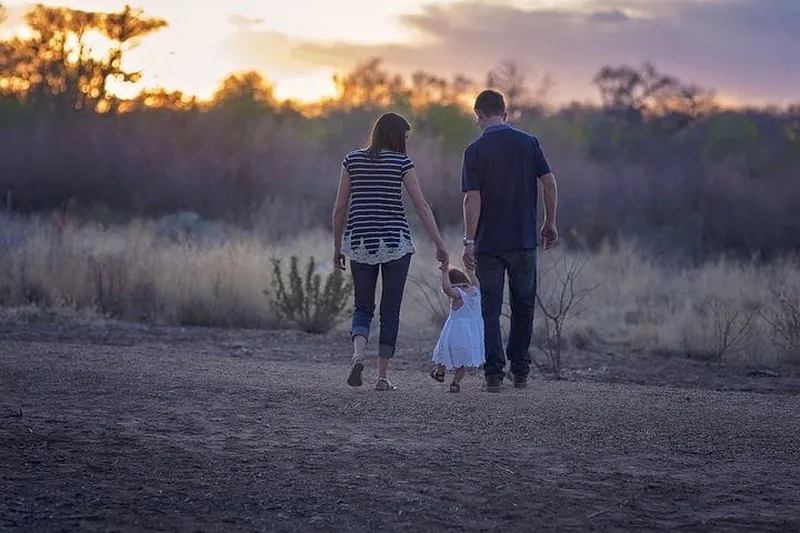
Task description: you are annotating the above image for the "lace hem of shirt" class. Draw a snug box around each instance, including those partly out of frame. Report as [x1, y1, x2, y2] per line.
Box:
[343, 235, 415, 265]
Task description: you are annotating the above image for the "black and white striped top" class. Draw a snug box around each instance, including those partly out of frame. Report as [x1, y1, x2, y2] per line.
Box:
[341, 149, 416, 265]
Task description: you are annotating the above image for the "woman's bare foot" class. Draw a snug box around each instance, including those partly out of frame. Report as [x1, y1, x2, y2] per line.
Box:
[347, 353, 365, 387]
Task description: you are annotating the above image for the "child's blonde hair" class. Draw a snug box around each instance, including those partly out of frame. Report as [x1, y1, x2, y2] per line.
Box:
[448, 267, 471, 287]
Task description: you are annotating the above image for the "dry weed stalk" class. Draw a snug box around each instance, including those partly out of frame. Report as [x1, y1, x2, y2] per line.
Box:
[760, 286, 800, 362]
[701, 295, 760, 365]
[534, 253, 598, 377]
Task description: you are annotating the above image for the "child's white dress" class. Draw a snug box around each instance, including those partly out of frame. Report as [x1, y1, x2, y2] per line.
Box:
[432, 287, 485, 370]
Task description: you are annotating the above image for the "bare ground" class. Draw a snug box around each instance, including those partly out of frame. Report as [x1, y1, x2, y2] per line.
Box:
[1, 319, 800, 532]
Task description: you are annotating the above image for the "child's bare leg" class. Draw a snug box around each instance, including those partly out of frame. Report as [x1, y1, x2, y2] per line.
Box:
[449, 367, 467, 392]
[437, 364, 446, 374]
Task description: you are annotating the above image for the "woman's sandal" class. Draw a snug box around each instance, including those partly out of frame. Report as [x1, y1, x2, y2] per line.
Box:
[375, 377, 397, 391]
[430, 368, 445, 383]
[449, 382, 460, 393]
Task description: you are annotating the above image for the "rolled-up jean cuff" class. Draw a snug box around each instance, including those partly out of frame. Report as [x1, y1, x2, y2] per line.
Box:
[378, 344, 395, 358]
[350, 326, 370, 343]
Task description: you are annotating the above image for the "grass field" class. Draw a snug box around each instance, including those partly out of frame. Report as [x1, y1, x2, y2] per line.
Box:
[1, 212, 798, 367]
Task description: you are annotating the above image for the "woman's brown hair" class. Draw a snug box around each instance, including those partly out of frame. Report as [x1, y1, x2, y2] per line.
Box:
[366, 112, 411, 159]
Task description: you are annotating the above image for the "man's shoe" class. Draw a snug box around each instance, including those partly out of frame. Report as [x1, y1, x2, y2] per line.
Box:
[506, 370, 528, 388]
[483, 375, 503, 393]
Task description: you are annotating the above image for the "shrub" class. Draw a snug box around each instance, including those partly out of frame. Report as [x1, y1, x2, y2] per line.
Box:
[699, 295, 760, 366]
[266, 255, 352, 334]
[762, 286, 800, 363]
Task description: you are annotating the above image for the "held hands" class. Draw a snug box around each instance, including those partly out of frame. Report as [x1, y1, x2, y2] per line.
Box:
[462, 243, 476, 270]
[436, 242, 449, 270]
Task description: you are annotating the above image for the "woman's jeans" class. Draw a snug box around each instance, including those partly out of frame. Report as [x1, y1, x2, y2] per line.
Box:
[349, 254, 412, 358]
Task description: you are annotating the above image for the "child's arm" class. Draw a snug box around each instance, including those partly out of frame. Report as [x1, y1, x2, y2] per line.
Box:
[440, 266, 462, 301]
[466, 266, 480, 289]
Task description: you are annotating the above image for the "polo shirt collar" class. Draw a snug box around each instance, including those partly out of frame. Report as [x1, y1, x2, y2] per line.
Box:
[482, 123, 511, 135]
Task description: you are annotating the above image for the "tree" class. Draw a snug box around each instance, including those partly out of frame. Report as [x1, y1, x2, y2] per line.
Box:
[211, 70, 275, 112]
[121, 88, 198, 111]
[0, 4, 166, 112]
[593, 62, 715, 120]
[333, 58, 410, 109]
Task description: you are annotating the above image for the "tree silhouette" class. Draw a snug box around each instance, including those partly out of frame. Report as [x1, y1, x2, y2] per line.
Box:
[0, 4, 166, 112]
[212, 70, 275, 111]
[409, 71, 474, 108]
[332, 58, 409, 109]
[593, 62, 715, 119]
[486, 61, 528, 112]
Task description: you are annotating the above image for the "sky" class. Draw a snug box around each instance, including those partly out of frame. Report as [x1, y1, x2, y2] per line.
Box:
[1, 0, 799, 105]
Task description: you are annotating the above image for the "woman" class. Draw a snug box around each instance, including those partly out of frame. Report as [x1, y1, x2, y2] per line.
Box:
[331, 112, 448, 391]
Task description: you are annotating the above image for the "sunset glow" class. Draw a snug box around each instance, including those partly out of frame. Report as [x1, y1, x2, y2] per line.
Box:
[1, 0, 796, 106]
[1, 0, 483, 102]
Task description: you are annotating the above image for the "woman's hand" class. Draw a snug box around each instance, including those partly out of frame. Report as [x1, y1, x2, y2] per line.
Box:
[436, 243, 449, 269]
[334, 248, 347, 270]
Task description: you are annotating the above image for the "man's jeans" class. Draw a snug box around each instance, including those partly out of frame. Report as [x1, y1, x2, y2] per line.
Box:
[476, 249, 537, 379]
[349, 254, 412, 358]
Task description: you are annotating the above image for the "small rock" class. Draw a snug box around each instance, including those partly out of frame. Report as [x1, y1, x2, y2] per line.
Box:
[747, 369, 781, 378]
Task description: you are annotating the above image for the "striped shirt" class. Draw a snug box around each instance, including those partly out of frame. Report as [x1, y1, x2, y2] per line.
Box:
[341, 149, 416, 265]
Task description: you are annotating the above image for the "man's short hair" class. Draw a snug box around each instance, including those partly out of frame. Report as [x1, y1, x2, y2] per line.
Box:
[474, 90, 506, 118]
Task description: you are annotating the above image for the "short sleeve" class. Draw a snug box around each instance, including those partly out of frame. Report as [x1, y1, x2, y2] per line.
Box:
[461, 145, 480, 192]
[532, 139, 551, 177]
[342, 152, 351, 173]
[401, 156, 414, 176]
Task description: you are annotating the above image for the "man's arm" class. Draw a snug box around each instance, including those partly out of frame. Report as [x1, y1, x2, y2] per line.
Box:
[460, 145, 481, 267]
[463, 191, 481, 242]
[460, 145, 481, 241]
[538, 172, 558, 226]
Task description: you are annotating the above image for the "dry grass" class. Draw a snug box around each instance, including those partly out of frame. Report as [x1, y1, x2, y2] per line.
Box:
[0, 212, 798, 365]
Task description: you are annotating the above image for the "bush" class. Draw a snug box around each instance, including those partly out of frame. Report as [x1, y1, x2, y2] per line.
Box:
[266, 255, 352, 334]
[763, 286, 800, 363]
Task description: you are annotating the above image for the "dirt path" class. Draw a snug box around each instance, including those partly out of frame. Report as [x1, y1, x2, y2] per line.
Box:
[1, 325, 799, 532]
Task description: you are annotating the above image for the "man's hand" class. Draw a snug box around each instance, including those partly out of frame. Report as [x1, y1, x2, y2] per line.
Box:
[333, 248, 346, 270]
[462, 244, 476, 270]
[540, 221, 558, 250]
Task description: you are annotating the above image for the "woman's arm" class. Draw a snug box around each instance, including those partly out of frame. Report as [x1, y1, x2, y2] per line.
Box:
[402, 168, 446, 252]
[331, 167, 350, 260]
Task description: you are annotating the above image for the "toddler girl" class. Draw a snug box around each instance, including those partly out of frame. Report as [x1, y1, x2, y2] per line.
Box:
[430, 264, 485, 392]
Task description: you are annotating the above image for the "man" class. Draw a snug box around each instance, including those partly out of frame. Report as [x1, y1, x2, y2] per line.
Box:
[461, 89, 559, 392]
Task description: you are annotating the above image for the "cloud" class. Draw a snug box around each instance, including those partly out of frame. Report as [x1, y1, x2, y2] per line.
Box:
[221, 24, 324, 78]
[228, 14, 265, 29]
[282, 0, 800, 105]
